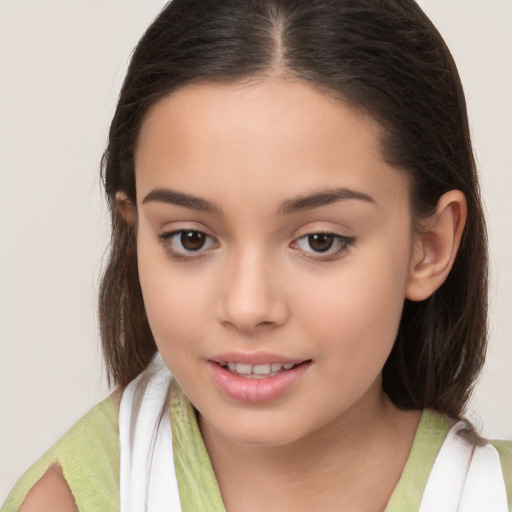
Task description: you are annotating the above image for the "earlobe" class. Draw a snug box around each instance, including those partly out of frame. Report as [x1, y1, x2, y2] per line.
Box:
[115, 191, 138, 227]
[405, 190, 467, 302]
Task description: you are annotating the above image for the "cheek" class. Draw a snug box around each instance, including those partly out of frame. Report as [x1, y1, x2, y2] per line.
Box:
[136, 233, 208, 354]
[297, 246, 409, 371]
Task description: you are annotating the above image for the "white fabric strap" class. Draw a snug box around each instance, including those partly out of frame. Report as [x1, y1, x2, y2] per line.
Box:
[119, 354, 182, 512]
[418, 421, 508, 512]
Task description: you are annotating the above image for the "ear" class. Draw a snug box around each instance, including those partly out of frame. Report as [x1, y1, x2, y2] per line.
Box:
[115, 191, 138, 227]
[405, 190, 467, 302]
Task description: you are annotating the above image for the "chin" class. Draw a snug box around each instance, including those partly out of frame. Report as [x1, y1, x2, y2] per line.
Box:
[223, 427, 306, 448]
[199, 408, 318, 448]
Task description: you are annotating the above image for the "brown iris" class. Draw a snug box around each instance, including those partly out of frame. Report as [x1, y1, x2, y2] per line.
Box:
[181, 231, 206, 251]
[308, 233, 334, 252]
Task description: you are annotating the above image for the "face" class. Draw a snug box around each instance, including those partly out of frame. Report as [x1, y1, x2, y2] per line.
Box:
[133, 78, 416, 447]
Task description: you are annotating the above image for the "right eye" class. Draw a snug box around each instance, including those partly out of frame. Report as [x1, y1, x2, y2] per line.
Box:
[158, 229, 218, 259]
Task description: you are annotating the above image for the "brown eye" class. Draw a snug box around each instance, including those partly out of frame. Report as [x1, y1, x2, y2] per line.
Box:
[292, 232, 356, 259]
[181, 230, 206, 251]
[307, 233, 334, 252]
[159, 229, 217, 259]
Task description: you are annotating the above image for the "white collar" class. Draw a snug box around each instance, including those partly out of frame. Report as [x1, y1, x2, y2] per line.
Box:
[119, 354, 181, 512]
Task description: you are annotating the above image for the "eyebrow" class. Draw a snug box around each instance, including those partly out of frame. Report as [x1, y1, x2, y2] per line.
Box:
[141, 186, 375, 215]
[278, 187, 375, 215]
[142, 188, 222, 214]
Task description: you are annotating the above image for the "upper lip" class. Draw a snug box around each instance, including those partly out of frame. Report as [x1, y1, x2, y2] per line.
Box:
[209, 352, 308, 366]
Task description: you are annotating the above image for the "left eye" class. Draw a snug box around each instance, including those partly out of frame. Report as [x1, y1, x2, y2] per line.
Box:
[293, 233, 354, 255]
[159, 230, 217, 255]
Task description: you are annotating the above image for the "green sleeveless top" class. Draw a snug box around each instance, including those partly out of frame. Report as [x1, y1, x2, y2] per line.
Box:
[3, 385, 512, 511]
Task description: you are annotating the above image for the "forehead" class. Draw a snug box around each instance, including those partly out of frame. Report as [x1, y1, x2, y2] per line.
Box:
[134, 78, 409, 213]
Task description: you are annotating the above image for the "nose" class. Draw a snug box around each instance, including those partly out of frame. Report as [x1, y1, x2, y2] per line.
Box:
[218, 248, 289, 332]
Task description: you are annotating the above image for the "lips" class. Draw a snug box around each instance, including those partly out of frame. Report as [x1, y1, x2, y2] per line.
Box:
[207, 354, 311, 403]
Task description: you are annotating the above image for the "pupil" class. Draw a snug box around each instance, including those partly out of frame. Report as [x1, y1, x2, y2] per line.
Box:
[308, 233, 333, 252]
[181, 231, 205, 251]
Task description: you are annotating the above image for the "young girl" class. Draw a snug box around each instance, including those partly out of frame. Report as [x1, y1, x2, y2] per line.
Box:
[3, 0, 511, 510]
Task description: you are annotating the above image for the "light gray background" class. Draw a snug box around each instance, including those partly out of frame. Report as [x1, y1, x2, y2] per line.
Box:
[1, 0, 511, 502]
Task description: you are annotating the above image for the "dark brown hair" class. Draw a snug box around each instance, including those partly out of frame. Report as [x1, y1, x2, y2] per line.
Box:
[99, 0, 487, 420]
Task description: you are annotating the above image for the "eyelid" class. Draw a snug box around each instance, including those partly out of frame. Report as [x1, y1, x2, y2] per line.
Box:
[290, 231, 356, 261]
[157, 225, 355, 263]
[158, 228, 219, 261]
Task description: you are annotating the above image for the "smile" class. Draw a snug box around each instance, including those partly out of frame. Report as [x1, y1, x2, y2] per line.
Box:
[217, 361, 297, 379]
[208, 358, 311, 403]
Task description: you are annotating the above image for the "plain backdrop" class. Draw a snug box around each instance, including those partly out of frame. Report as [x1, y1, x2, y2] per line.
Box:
[1, 0, 511, 502]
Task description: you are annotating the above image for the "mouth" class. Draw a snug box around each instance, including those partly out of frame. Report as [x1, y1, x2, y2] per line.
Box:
[214, 361, 300, 379]
[207, 357, 311, 403]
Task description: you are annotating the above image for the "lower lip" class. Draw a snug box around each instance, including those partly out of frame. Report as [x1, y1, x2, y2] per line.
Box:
[207, 361, 311, 403]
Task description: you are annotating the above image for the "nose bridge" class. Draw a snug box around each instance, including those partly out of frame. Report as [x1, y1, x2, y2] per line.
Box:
[220, 242, 287, 331]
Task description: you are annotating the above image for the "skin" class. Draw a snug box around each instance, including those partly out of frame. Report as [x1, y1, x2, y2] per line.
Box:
[19, 466, 76, 512]
[130, 77, 465, 511]
[134, 78, 416, 447]
[21, 77, 466, 511]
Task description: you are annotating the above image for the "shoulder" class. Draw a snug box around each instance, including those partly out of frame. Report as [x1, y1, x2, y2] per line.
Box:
[2, 391, 122, 512]
[491, 439, 512, 469]
[490, 439, 512, 510]
[407, 412, 512, 506]
[19, 466, 76, 512]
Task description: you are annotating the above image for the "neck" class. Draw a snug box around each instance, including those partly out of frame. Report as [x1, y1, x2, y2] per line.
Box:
[199, 386, 421, 512]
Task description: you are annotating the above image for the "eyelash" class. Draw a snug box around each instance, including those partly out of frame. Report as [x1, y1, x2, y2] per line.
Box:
[158, 230, 218, 262]
[158, 229, 355, 262]
[290, 233, 356, 260]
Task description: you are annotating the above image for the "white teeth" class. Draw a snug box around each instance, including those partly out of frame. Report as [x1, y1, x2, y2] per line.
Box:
[252, 364, 271, 375]
[235, 363, 252, 374]
[220, 361, 298, 377]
